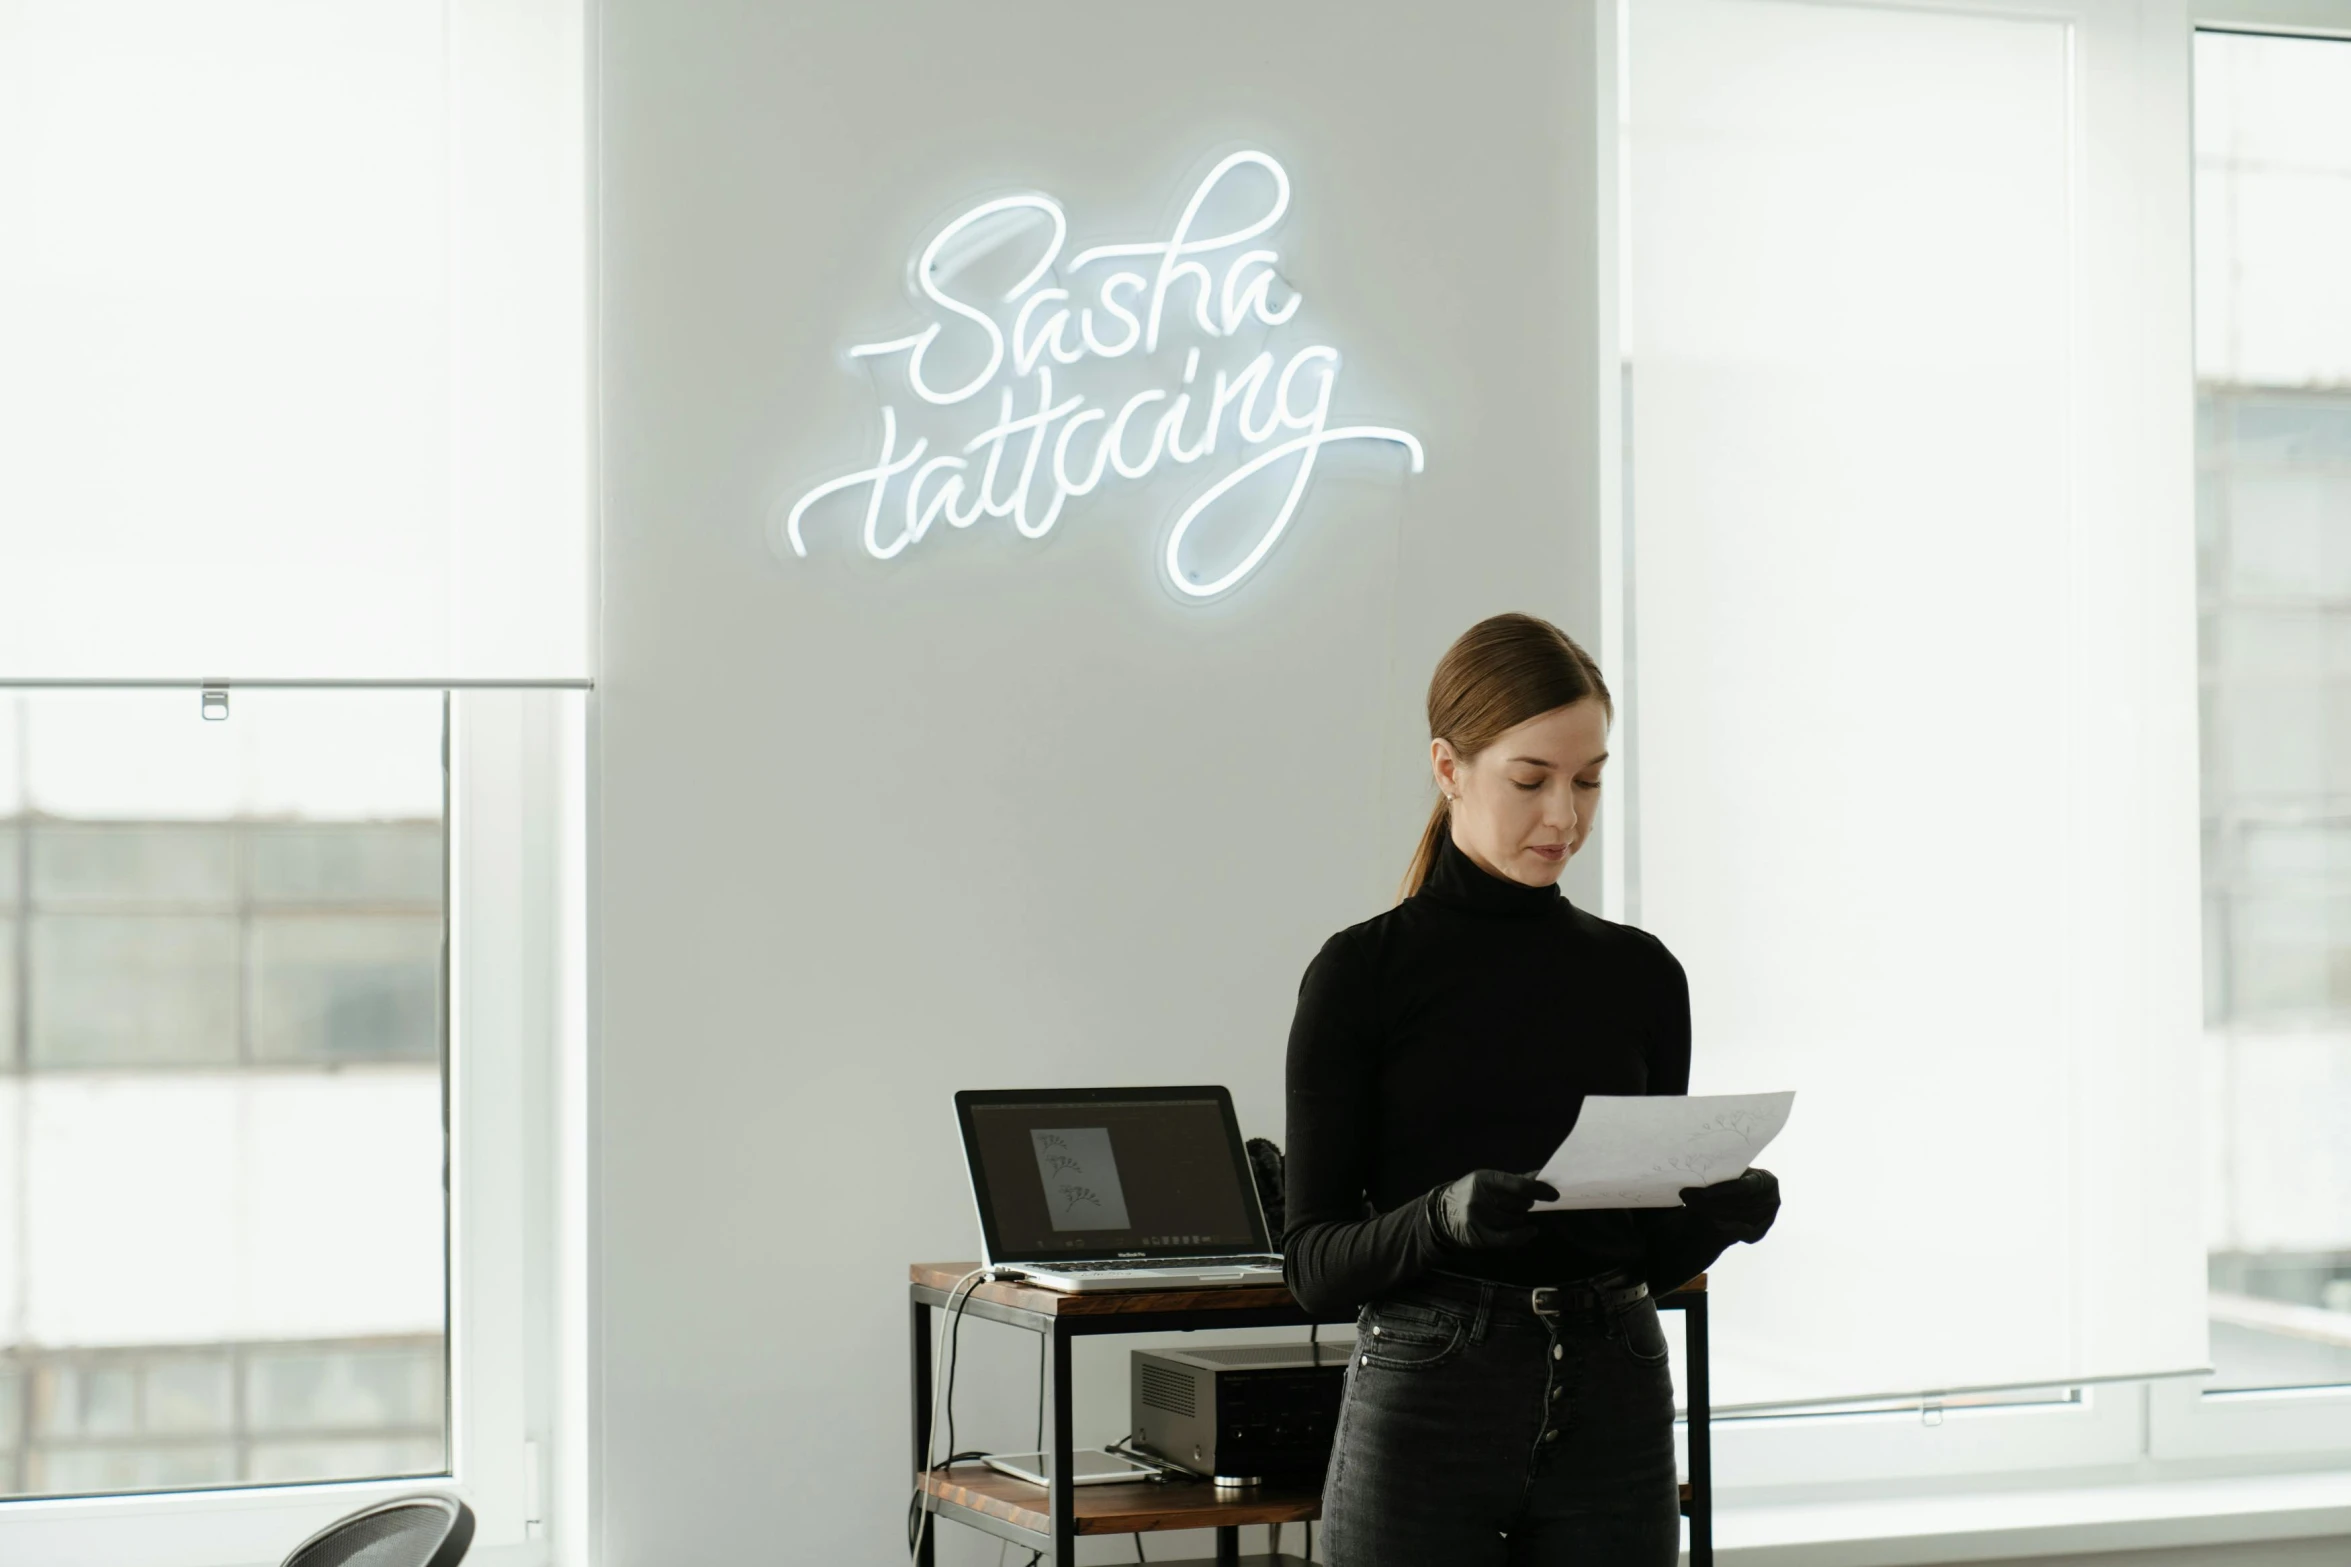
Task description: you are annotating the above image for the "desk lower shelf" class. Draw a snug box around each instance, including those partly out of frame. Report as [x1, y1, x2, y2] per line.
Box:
[919, 1466, 1695, 1533]
[921, 1466, 1322, 1535]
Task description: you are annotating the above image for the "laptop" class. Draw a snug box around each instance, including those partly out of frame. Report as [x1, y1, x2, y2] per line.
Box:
[954, 1086, 1287, 1292]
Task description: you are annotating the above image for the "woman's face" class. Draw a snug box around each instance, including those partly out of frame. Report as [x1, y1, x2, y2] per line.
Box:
[1432, 699, 1611, 887]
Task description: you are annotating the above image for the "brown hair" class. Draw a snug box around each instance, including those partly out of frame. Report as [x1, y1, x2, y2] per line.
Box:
[1399, 613, 1614, 901]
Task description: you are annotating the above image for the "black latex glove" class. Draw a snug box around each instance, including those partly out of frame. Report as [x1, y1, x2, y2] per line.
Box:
[1429, 1169, 1559, 1251]
[1677, 1167, 1780, 1244]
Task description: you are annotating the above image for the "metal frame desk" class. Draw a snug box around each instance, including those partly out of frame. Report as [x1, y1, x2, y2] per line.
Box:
[909, 1262, 1713, 1566]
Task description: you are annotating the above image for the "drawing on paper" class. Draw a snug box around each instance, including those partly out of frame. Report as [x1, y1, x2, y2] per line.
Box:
[1030, 1126, 1133, 1231]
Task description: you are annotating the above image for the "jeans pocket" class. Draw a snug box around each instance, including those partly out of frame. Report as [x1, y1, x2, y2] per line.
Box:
[1615, 1296, 1670, 1367]
[1358, 1299, 1467, 1371]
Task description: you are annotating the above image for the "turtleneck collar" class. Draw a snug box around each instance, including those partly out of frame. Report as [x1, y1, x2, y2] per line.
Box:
[1417, 825, 1567, 916]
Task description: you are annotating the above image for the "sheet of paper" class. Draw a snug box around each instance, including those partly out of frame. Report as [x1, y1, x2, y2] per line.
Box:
[1529, 1092, 1795, 1211]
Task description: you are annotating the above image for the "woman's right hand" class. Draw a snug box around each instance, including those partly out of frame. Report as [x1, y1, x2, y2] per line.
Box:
[1430, 1169, 1559, 1250]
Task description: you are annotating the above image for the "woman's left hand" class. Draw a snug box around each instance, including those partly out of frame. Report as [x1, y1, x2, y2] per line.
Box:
[1677, 1167, 1780, 1243]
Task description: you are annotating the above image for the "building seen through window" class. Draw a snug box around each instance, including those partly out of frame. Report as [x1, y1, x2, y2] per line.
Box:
[2194, 27, 2351, 1392]
[0, 692, 447, 1498]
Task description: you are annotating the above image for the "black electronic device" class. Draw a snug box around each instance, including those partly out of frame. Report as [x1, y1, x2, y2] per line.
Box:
[1129, 1343, 1346, 1485]
[954, 1086, 1284, 1292]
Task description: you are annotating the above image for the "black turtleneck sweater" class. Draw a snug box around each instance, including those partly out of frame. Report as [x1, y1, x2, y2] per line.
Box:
[1280, 829, 1737, 1315]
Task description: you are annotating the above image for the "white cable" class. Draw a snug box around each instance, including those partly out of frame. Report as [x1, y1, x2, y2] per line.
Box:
[911, 1267, 989, 1563]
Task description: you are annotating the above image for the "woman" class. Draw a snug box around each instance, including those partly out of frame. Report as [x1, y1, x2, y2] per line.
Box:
[1284, 613, 1779, 1566]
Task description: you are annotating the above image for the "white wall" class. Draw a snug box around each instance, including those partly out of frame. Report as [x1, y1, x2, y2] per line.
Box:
[594, 3, 1614, 1561]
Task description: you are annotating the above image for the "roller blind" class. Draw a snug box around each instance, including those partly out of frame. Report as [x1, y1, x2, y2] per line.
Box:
[1625, 0, 2209, 1409]
[0, 0, 588, 683]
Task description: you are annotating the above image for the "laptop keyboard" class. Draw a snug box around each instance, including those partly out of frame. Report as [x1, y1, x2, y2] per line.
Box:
[1024, 1257, 1279, 1273]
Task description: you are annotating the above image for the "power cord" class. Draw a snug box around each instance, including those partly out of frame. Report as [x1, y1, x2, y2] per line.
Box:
[907, 1268, 989, 1562]
[941, 1267, 987, 1465]
[1025, 1330, 1044, 1567]
[905, 1447, 994, 1555]
[1101, 1434, 1183, 1479]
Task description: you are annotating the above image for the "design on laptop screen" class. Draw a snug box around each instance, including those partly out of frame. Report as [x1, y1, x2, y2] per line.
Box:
[970, 1098, 1259, 1256]
[1030, 1128, 1132, 1231]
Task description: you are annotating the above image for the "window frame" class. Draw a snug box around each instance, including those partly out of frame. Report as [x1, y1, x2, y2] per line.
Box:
[2195, 0, 2351, 44]
[0, 690, 585, 1567]
[1700, 1384, 2150, 1502]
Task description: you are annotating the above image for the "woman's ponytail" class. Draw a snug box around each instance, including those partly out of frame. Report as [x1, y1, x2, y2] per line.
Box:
[1397, 797, 1454, 903]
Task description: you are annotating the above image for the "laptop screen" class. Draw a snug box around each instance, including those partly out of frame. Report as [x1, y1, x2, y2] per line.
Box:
[956, 1086, 1270, 1262]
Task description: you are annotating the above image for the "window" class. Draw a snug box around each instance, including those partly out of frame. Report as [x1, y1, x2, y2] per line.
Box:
[10, 1338, 445, 1498]
[2193, 24, 2351, 1397]
[0, 0, 589, 1557]
[0, 690, 582, 1564]
[0, 693, 449, 1499]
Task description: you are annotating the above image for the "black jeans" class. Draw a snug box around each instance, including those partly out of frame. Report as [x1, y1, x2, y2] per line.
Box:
[1320, 1268, 1681, 1566]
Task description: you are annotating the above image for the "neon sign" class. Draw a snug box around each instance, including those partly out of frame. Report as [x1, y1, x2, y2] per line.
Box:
[773, 150, 1424, 600]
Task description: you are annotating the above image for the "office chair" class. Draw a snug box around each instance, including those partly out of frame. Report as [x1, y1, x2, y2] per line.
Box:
[278, 1494, 474, 1567]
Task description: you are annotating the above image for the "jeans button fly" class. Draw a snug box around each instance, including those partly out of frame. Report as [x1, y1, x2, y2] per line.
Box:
[1551, 1344, 1563, 1361]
